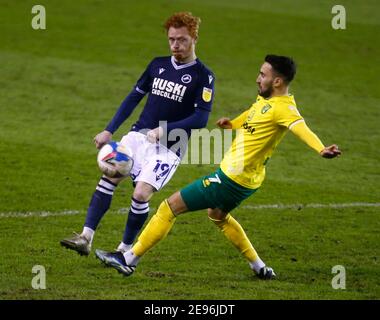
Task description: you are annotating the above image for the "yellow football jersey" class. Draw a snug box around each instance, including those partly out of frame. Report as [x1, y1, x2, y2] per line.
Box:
[220, 94, 303, 189]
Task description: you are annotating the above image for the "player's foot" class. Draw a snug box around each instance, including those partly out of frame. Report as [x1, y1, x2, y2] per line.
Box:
[60, 232, 91, 256]
[95, 249, 123, 266]
[95, 249, 136, 276]
[257, 266, 276, 280]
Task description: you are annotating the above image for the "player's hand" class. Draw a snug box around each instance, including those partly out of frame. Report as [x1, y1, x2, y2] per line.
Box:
[320, 144, 341, 159]
[147, 127, 163, 143]
[216, 117, 232, 129]
[94, 130, 112, 149]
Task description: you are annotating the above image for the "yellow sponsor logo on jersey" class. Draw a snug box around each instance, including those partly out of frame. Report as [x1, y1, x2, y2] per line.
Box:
[202, 87, 212, 102]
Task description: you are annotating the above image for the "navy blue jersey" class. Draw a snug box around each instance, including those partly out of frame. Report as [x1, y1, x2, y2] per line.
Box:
[106, 56, 215, 157]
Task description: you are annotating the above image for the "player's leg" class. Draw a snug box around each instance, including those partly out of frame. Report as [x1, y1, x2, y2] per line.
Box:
[95, 191, 187, 276]
[127, 173, 211, 264]
[95, 181, 154, 263]
[130, 191, 187, 256]
[116, 181, 154, 253]
[61, 131, 141, 256]
[117, 145, 181, 251]
[101, 173, 211, 276]
[208, 208, 275, 279]
[95, 143, 181, 264]
[60, 174, 126, 255]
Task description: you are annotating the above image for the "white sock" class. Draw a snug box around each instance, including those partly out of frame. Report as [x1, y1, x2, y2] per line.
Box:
[81, 227, 95, 243]
[117, 242, 132, 253]
[249, 257, 265, 274]
[123, 249, 140, 266]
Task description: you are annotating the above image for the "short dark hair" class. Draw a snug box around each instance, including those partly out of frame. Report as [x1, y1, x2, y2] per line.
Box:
[265, 54, 296, 83]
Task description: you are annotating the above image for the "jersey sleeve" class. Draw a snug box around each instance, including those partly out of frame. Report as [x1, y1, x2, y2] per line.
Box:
[230, 109, 250, 129]
[105, 89, 145, 134]
[290, 120, 325, 153]
[274, 103, 304, 128]
[134, 59, 155, 94]
[193, 69, 215, 112]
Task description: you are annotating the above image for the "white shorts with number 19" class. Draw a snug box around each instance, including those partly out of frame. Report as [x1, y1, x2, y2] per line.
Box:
[119, 131, 181, 191]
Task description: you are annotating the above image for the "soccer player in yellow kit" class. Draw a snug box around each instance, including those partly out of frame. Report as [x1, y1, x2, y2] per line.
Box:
[96, 55, 341, 279]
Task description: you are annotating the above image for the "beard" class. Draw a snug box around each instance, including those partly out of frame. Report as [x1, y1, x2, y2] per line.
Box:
[173, 52, 184, 62]
[258, 86, 273, 98]
[172, 43, 194, 63]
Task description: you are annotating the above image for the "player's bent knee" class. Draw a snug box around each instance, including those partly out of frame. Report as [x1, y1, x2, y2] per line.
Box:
[208, 208, 228, 221]
[132, 190, 151, 202]
[167, 192, 188, 215]
[133, 183, 155, 202]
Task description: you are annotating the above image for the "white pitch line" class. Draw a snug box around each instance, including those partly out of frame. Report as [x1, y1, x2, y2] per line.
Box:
[0, 209, 130, 218]
[0, 210, 82, 218]
[0, 202, 379, 218]
[242, 202, 380, 210]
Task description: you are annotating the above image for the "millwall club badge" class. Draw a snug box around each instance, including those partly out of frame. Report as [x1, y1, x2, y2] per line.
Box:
[181, 74, 192, 84]
[202, 87, 212, 102]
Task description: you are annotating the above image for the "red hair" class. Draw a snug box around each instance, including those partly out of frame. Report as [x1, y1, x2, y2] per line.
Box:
[164, 12, 201, 38]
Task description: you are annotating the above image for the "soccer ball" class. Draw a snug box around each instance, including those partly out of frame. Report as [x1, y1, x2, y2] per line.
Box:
[97, 141, 134, 178]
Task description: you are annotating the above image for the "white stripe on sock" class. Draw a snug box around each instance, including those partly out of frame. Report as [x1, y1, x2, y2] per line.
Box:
[130, 206, 150, 214]
[131, 200, 148, 210]
[99, 179, 116, 191]
[96, 186, 114, 195]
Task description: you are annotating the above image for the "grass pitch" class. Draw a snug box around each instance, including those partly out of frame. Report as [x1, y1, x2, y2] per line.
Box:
[0, 0, 379, 300]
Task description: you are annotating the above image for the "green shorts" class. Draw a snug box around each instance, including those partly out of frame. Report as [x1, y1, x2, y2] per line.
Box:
[180, 168, 258, 213]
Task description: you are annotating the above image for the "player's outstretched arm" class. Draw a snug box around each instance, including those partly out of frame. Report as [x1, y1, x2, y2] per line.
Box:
[290, 120, 341, 159]
[320, 144, 341, 158]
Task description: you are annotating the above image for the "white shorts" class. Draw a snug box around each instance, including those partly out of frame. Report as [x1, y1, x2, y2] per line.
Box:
[119, 132, 181, 191]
